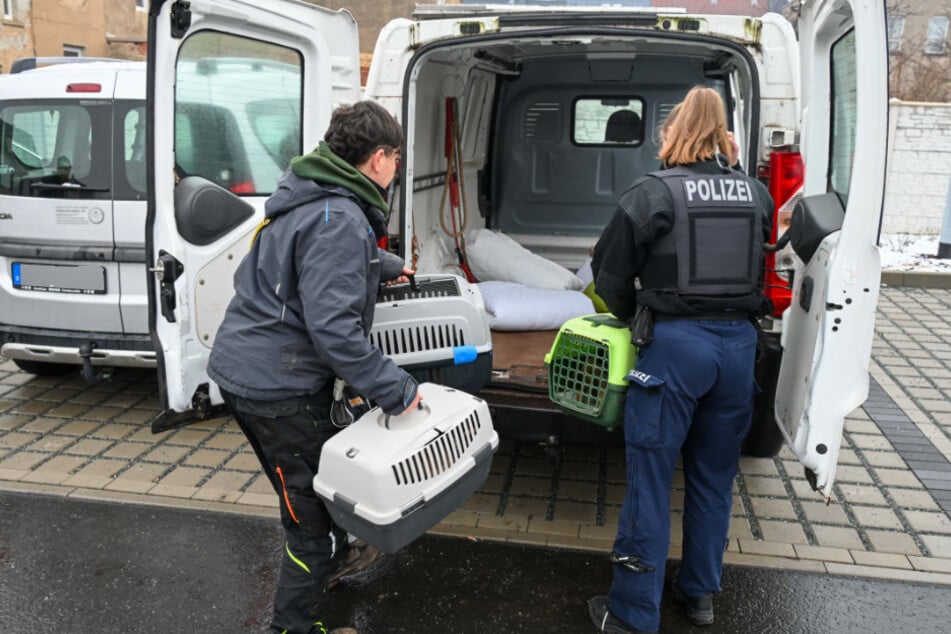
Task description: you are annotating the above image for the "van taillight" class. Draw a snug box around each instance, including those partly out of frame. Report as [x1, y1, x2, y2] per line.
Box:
[229, 181, 255, 195]
[66, 83, 102, 93]
[761, 151, 803, 317]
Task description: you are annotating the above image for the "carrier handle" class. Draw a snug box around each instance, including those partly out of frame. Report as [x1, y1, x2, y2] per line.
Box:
[382, 401, 430, 430]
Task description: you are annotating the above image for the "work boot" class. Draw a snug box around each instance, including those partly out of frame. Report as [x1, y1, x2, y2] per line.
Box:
[326, 539, 380, 589]
[672, 581, 715, 626]
[587, 595, 657, 634]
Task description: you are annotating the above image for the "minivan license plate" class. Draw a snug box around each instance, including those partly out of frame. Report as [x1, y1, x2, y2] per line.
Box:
[12, 262, 106, 295]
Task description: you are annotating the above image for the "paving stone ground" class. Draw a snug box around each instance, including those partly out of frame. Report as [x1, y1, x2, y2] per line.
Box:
[1, 285, 950, 584]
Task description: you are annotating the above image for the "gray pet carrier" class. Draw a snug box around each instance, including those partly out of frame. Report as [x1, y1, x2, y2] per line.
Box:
[369, 274, 492, 394]
[312, 382, 498, 553]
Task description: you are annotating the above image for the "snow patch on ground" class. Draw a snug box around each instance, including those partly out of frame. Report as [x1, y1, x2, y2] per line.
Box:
[879, 234, 950, 272]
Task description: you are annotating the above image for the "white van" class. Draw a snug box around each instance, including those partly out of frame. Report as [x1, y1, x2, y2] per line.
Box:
[0, 60, 151, 380]
[0, 56, 300, 380]
[147, 1, 887, 498]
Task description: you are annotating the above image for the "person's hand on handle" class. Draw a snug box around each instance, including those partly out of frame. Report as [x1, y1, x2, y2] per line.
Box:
[386, 265, 416, 286]
[400, 390, 424, 415]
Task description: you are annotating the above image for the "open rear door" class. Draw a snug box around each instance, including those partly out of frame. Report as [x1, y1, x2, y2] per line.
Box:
[146, 0, 360, 430]
[774, 0, 888, 498]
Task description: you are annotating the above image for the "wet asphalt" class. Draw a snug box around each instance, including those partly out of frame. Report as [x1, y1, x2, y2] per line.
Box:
[1, 491, 949, 634]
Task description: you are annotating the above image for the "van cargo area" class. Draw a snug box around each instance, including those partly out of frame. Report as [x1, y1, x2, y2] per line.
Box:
[384, 23, 773, 443]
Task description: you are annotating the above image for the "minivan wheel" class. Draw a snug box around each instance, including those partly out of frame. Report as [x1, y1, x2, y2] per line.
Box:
[12, 359, 76, 376]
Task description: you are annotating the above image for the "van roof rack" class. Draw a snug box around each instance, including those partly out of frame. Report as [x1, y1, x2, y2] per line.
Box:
[10, 57, 126, 74]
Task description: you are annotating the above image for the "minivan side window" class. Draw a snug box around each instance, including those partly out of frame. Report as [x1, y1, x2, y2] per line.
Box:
[829, 30, 857, 207]
[175, 31, 303, 196]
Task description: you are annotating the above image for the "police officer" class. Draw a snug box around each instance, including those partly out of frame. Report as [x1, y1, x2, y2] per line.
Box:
[587, 87, 773, 633]
[209, 101, 422, 634]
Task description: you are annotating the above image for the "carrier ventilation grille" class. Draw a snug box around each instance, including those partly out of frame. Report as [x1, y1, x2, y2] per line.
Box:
[522, 101, 561, 143]
[377, 278, 460, 302]
[371, 323, 466, 356]
[548, 331, 610, 416]
[391, 412, 482, 485]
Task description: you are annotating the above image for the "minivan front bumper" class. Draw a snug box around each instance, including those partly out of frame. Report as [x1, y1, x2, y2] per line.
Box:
[0, 326, 155, 368]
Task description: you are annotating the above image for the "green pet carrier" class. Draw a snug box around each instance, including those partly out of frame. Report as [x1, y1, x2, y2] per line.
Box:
[544, 314, 637, 428]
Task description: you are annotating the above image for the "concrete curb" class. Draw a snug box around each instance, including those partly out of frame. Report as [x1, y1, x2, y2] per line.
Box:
[881, 271, 951, 289]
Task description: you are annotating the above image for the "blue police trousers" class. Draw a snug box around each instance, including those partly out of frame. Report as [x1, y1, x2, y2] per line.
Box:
[609, 319, 757, 632]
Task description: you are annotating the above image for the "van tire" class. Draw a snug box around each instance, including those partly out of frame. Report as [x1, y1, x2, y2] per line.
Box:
[13, 359, 75, 376]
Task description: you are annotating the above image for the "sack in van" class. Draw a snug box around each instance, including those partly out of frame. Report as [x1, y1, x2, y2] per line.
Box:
[465, 229, 583, 291]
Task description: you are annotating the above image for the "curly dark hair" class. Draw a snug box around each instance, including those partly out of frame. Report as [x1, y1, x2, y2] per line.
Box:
[324, 101, 402, 167]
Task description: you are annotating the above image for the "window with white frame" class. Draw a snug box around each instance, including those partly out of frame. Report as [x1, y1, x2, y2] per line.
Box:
[135, 0, 147, 10]
[925, 16, 949, 55]
[63, 45, 85, 57]
[887, 16, 904, 53]
[3, 0, 13, 20]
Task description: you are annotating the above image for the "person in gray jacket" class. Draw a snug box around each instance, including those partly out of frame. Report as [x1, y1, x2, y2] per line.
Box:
[208, 101, 421, 634]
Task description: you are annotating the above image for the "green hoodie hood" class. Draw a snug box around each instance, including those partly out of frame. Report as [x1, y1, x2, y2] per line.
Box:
[290, 141, 389, 215]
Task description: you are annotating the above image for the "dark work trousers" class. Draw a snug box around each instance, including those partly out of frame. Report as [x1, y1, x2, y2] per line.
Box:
[609, 319, 757, 632]
[221, 386, 348, 634]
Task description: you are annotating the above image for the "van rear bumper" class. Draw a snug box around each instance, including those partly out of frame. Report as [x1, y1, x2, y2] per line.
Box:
[0, 326, 155, 368]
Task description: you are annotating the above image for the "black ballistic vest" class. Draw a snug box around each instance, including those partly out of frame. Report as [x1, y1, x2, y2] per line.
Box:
[640, 165, 763, 304]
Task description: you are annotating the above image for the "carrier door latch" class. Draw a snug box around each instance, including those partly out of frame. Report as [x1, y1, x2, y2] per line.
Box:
[151, 251, 183, 323]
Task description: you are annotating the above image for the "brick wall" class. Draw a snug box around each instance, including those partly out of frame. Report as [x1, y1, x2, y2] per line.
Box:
[883, 100, 951, 234]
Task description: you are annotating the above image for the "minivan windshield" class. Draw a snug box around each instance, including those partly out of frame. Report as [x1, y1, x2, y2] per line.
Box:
[0, 99, 147, 201]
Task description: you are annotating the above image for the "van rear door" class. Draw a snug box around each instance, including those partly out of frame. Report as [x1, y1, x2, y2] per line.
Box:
[147, 0, 360, 429]
[774, 0, 888, 498]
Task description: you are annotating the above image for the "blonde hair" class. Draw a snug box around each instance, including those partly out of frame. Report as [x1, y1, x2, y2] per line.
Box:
[658, 87, 731, 167]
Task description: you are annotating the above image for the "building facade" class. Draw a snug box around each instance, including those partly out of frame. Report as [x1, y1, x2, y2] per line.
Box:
[0, 0, 146, 74]
[0, 0, 34, 74]
[887, 0, 950, 102]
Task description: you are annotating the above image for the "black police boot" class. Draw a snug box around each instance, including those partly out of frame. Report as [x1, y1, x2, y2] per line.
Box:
[672, 581, 715, 626]
[587, 595, 658, 634]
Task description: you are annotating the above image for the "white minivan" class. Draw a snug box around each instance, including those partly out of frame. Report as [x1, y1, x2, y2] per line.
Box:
[0, 55, 300, 380]
[0, 60, 151, 380]
[146, 0, 887, 498]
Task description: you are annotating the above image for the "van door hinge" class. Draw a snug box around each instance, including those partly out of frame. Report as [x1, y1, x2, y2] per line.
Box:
[170, 0, 192, 39]
[152, 251, 183, 323]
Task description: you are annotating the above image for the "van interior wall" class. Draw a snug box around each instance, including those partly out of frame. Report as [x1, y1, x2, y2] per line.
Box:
[407, 43, 741, 276]
[409, 55, 487, 278]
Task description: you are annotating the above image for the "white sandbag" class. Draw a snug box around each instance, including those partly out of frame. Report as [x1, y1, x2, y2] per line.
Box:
[466, 229, 583, 290]
[478, 281, 594, 331]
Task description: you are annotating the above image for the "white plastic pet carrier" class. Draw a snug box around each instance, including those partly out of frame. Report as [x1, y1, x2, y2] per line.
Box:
[369, 275, 492, 394]
[312, 382, 498, 553]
